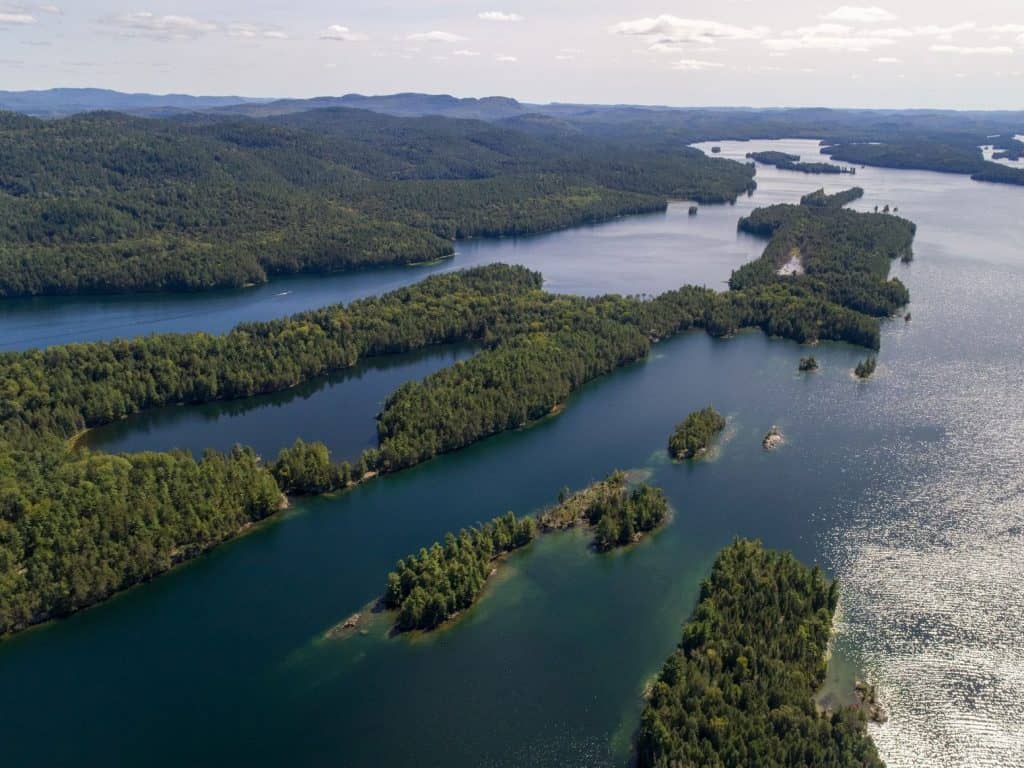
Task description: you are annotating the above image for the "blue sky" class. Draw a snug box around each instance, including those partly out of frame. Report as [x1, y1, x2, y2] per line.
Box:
[1, 1, 1023, 108]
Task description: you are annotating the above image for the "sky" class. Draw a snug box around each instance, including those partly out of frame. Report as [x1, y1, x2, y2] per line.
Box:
[1, 1, 1023, 109]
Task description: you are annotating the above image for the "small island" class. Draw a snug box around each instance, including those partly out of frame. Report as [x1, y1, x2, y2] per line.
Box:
[763, 425, 784, 449]
[636, 540, 884, 768]
[799, 356, 819, 372]
[854, 357, 877, 379]
[800, 187, 865, 208]
[668, 406, 726, 460]
[747, 151, 855, 175]
[384, 511, 538, 632]
[381, 472, 669, 633]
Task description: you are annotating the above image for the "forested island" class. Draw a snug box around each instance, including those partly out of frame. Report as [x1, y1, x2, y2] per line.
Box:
[0, 187, 917, 637]
[733, 188, 913, 319]
[381, 472, 668, 632]
[746, 151, 853, 175]
[383, 511, 538, 632]
[0, 108, 755, 297]
[668, 407, 726, 460]
[855, 357, 877, 379]
[800, 187, 864, 208]
[824, 140, 1024, 186]
[636, 539, 883, 768]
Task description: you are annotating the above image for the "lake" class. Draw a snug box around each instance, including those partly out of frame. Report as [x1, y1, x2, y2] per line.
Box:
[0, 140, 1021, 768]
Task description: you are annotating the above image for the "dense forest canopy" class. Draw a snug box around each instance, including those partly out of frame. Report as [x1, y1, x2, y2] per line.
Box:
[636, 539, 883, 768]
[669, 407, 727, 460]
[382, 471, 668, 632]
[384, 511, 538, 632]
[746, 151, 852, 175]
[0, 185, 917, 636]
[731, 188, 914, 320]
[0, 107, 755, 296]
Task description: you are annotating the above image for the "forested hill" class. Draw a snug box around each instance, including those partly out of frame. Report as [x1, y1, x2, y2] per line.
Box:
[0, 106, 755, 297]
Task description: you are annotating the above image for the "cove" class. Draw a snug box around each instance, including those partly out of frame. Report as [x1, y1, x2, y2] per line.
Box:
[1, 141, 1022, 768]
[80, 343, 477, 461]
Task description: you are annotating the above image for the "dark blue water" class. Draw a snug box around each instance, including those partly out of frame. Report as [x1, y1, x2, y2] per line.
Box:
[81, 343, 476, 461]
[0, 204, 767, 352]
[1, 141, 1022, 767]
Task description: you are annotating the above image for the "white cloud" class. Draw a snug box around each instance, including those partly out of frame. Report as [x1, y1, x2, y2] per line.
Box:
[320, 25, 368, 41]
[931, 44, 1014, 55]
[103, 13, 217, 39]
[495, 54, 517, 62]
[875, 56, 902, 64]
[452, 49, 479, 56]
[792, 23, 854, 36]
[858, 23, 973, 40]
[990, 24, 1024, 34]
[408, 30, 466, 42]
[823, 6, 897, 24]
[764, 26, 896, 52]
[873, 27, 913, 38]
[912, 23, 974, 41]
[229, 24, 287, 40]
[479, 11, 522, 22]
[38, 4, 60, 13]
[0, 12, 35, 24]
[672, 58, 724, 71]
[611, 15, 768, 47]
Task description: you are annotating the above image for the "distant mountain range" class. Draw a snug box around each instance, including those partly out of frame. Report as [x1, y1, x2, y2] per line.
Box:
[0, 87, 693, 121]
[3, 88, 1022, 186]
[0, 88, 271, 117]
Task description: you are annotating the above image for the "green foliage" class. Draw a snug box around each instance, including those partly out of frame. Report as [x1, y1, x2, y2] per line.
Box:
[669, 407, 727, 460]
[586, 481, 668, 551]
[854, 357, 877, 379]
[800, 187, 864, 208]
[0, 108, 755, 296]
[271, 439, 352, 494]
[747, 152, 850, 175]
[537, 471, 669, 550]
[0, 440, 281, 636]
[375, 326, 648, 471]
[384, 472, 669, 632]
[798, 356, 819, 372]
[971, 162, 1024, 186]
[636, 539, 883, 768]
[384, 512, 537, 632]
[824, 140, 984, 174]
[0, 264, 543, 442]
[0, 189, 918, 635]
[731, 194, 914, 332]
[747, 151, 801, 165]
